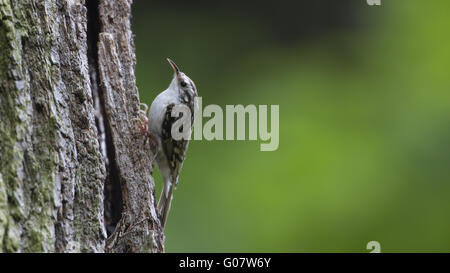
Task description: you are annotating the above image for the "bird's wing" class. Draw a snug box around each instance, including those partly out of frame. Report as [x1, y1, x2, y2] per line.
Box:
[160, 103, 190, 183]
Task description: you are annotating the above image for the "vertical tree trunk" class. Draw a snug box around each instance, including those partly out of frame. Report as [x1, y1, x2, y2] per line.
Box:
[0, 0, 164, 252]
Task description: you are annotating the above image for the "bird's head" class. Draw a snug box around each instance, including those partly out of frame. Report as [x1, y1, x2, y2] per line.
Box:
[167, 58, 198, 99]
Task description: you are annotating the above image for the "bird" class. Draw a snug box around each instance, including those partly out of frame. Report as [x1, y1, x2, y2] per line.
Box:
[136, 58, 198, 228]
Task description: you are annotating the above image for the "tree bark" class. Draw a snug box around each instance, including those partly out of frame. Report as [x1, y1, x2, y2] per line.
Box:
[0, 0, 164, 252]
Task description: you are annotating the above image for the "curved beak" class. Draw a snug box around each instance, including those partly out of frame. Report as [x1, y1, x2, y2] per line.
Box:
[167, 58, 180, 75]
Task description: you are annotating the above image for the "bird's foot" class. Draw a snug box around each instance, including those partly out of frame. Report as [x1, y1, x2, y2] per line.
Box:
[135, 103, 149, 134]
[134, 103, 158, 150]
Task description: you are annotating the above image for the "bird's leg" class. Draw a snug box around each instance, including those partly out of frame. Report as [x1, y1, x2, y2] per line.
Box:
[134, 103, 158, 150]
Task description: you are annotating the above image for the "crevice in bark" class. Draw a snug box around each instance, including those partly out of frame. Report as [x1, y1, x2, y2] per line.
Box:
[86, 0, 122, 237]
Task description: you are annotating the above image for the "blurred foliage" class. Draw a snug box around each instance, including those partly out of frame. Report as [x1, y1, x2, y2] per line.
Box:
[131, 0, 450, 252]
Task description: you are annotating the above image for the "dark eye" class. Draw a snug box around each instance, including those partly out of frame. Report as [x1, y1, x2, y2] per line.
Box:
[180, 81, 187, 87]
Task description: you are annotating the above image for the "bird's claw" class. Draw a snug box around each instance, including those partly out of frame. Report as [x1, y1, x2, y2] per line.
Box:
[135, 103, 158, 151]
[135, 103, 149, 134]
[140, 102, 148, 114]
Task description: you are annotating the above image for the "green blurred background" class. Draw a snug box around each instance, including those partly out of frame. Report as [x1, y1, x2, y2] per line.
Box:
[131, 0, 450, 252]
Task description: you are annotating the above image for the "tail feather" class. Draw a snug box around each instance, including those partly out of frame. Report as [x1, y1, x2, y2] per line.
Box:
[158, 179, 175, 228]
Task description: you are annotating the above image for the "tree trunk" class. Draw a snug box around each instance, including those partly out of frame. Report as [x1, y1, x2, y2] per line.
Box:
[0, 0, 164, 252]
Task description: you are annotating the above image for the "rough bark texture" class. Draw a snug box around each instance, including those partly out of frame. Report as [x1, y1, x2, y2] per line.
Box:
[0, 0, 164, 252]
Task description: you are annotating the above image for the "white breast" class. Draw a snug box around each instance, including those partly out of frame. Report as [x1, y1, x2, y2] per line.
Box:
[148, 88, 177, 142]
